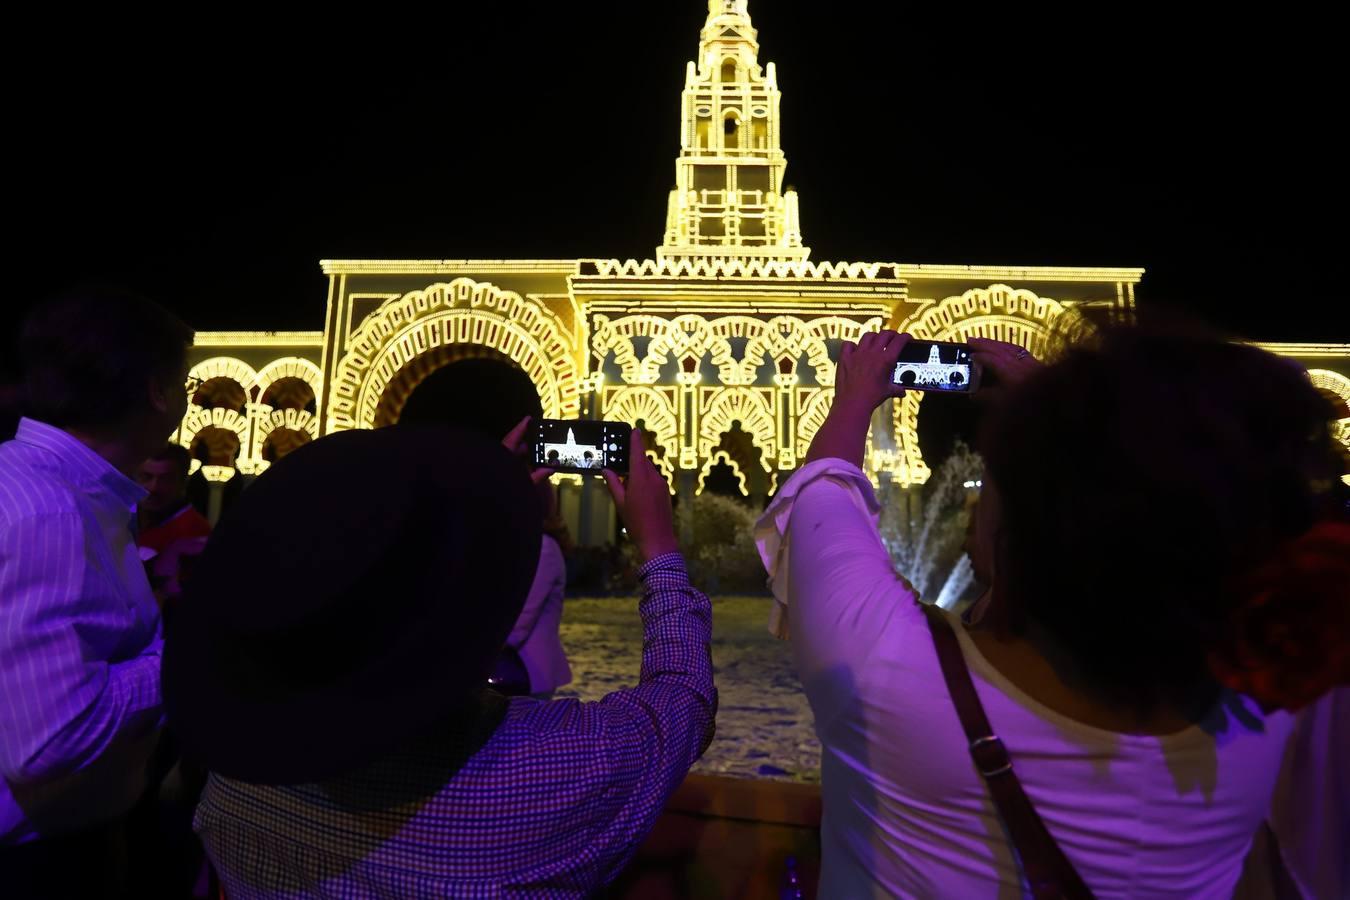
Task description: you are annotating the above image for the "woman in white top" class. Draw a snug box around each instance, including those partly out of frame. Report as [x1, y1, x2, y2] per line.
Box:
[756, 327, 1349, 898]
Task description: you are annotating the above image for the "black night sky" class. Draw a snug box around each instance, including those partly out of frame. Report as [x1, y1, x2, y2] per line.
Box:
[5, 3, 1345, 375]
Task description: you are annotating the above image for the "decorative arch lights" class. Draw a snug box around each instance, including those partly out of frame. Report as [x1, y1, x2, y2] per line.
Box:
[180, 408, 248, 460]
[697, 450, 750, 497]
[255, 358, 323, 409]
[602, 386, 679, 453]
[182, 356, 322, 477]
[888, 285, 1085, 487]
[328, 278, 582, 434]
[1308, 369, 1350, 421]
[1307, 370, 1350, 466]
[698, 387, 777, 471]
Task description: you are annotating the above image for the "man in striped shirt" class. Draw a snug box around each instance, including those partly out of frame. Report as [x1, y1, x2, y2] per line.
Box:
[0, 288, 193, 897]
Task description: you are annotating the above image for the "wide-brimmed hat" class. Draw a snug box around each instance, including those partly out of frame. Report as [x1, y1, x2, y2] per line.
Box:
[162, 425, 542, 785]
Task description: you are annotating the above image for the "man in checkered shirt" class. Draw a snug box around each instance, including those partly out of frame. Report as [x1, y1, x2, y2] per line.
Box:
[163, 425, 716, 898]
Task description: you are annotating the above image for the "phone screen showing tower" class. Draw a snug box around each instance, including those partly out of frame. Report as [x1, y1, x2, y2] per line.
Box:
[532, 419, 631, 475]
[891, 341, 979, 393]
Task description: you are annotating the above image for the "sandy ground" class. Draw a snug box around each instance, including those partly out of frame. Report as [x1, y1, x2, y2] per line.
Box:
[553, 596, 822, 783]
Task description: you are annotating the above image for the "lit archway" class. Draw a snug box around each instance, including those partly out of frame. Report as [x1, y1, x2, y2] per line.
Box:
[188, 425, 242, 483]
[260, 428, 312, 464]
[1308, 369, 1350, 461]
[601, 385, 680, 484]
[794, 388, 834, 459]
[328, 278, 582, 433]
[251, 408, 318, 473]
[699, 387, 777, 473]
[696, 450, 749, 497]
[255, 358, 322, 412]
[179, 406, 249, 470]
[189, 357, 258, 398]
[373, 344, 517, 428]
[1309, 369, 1350, 418]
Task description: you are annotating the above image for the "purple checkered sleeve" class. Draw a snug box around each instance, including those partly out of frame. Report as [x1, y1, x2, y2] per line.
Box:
[197, 553, 717, 899]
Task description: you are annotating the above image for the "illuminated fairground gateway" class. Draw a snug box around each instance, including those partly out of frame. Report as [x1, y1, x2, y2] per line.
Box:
[180, 0, 1350, 536]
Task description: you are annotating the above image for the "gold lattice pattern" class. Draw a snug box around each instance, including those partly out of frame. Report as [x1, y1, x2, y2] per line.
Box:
[591, 313, 881, 388]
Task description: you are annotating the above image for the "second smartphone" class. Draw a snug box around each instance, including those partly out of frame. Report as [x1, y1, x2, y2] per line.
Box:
[531, 419, 631, 475]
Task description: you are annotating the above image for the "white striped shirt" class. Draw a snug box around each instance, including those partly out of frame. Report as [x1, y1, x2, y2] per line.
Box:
[0, 418, 163, 843]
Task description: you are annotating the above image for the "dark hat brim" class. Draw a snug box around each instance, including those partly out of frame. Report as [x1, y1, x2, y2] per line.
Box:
[163, 426, 542, 784]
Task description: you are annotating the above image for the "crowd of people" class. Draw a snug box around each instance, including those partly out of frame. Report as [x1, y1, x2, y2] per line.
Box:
[0, 286, 1346, 898]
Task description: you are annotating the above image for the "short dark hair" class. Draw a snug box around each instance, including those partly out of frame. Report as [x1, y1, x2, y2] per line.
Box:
[20, 286, 193, 428]
[980, 326, 1343, 715]
[397, 358, 543, 438]
[148, 443, 193, 479]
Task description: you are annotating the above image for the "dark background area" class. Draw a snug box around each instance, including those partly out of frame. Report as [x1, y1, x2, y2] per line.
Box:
[4, 2, 1344, 379]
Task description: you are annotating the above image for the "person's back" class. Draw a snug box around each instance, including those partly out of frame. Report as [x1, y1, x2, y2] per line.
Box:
[196, 673, 707, 895]
[757, 327, 1349, 897]
[775, 507, 1291, 897]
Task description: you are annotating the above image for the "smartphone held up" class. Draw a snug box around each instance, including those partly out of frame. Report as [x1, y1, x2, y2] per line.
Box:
[892, 340, 980, 394]
[531, 419, 631, 476]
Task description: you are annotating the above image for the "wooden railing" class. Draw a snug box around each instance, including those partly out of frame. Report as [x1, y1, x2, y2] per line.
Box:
[605, 773, 822, 899]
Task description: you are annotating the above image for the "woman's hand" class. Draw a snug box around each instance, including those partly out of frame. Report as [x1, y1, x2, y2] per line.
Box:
[602, 430, 678, 563]
[501, 416, 554, 484]
[835, 330, 910, 417]
[968, 338, 1042, 392]
[806, 330, 909, 466]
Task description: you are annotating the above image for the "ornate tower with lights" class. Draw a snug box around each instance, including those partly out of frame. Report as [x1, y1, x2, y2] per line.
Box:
[660, 0, 806, 261]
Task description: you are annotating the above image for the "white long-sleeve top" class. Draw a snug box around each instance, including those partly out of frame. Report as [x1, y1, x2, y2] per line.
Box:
[755, 459, 1297, 899]
[506, 535, 572, 695]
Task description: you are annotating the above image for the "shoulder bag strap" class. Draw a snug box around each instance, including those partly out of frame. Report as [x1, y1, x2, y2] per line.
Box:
[925, 606, 1095, 900]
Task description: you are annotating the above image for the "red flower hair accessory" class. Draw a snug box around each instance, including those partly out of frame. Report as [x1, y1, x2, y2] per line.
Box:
[1209, 520, 1350, 712]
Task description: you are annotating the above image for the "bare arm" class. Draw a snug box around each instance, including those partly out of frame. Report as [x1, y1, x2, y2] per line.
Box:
[805, 330, 910, 467]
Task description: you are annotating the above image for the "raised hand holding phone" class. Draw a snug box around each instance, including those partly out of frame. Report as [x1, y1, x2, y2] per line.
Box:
[602, 430, 678, 563]
[501, 416, 555, 484]
[967, 338, 1041, 390]
[806, 330, 910, 466]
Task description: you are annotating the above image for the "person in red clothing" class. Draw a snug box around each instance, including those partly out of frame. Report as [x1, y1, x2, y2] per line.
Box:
[136, 443, 211, 607]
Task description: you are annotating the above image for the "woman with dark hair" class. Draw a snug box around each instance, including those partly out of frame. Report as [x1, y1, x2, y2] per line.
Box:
[756, 326, 1349, 898]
